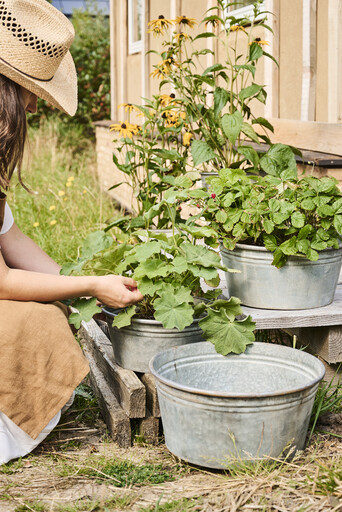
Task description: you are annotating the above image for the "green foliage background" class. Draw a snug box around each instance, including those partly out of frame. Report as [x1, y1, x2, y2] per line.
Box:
[29, 2, 110, 136]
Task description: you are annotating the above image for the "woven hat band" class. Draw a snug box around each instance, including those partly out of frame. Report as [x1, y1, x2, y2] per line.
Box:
[0, 56, 54, 81]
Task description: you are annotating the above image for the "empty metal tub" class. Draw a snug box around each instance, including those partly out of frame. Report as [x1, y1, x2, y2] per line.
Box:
[150, 342, 325, 469]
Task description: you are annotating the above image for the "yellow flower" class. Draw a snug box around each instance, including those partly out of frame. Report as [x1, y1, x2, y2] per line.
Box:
[160, 93, 176, 106]
[67, 176, 75, 182]
[174, 16, 197, 28]
[151, 57, 178, 79]
[118, 103, 141, 114]
[49, 205, 56, 211]
[249, 38, 269, 46]
[161, 109, 186, 128]
[173, 31, 189, 43]
[82, 189, 87, 194]
[148, 15, 174, 35]
[151, 66, 166, 80]
[58, 190, 65, 197]
[230, 25, 247, 32]
[182, 132, 193, 146]
[33, 222, 39, 228]
[50, 220, 57, 226]
[110, 121, 140, 138]
[66, 181, 72, 187]
[64, 197, 68, 201]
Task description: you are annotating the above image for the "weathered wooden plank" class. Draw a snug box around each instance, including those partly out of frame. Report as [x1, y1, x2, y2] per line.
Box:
[140, 373, 160, 418]
[134, 410, 160, 445]
[81, 320, 146, 418]
[287, 326, 342, 364]
[269, 118, 342, 156]
[241, 285, 342, 330]
[82, 344, 132, 448]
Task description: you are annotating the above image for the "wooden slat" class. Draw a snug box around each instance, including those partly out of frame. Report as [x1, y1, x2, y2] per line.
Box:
[269, 118, 342, 156]
[135, 410, 160, 445]
[140, 373, 160, 418]
[287, 326, 342, 365]
[81, 320, 146, 418]
[240, 285, 342, 330]
[82, 344, 132, 448]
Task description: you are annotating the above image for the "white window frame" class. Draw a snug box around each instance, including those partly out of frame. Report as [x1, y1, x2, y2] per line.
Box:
[128, 0, 143, 54]
[226, 2, 265, 21]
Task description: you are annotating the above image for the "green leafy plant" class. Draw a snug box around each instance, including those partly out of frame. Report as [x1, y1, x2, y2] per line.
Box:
[108, 1, 276, 232]
[63, 185, 256, 356]
[145, 1, 276, 175]
[200, 163, 342, 268]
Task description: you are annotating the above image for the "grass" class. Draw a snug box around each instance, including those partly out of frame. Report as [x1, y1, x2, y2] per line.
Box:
[55, 454, 178, 486]
[7, 118, 117, 266]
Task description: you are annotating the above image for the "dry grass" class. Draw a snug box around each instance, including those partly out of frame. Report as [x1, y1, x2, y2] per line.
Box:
[1, 403, 342, 512]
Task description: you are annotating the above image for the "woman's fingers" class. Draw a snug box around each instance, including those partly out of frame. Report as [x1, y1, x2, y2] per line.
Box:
[93, 275, 143, 309]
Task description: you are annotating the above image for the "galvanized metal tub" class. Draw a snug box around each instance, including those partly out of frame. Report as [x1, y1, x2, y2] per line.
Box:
[150, 342, 325, 469]
[220, 243, 342, 309]
[103, 307, 204, 373]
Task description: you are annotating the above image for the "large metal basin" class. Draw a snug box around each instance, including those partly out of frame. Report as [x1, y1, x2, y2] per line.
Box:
[150, 342, 325, 469]
[220, 243, 342, 309]
[103, 307, 203, 373]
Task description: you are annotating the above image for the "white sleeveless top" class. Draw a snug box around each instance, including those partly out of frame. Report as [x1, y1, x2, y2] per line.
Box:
[0, 203, 14, 235]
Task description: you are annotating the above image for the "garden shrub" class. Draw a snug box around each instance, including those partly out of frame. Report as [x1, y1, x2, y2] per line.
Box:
[29, 1, 110, 137]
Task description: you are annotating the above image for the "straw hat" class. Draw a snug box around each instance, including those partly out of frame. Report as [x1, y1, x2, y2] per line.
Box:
[0, 0, 77, 115]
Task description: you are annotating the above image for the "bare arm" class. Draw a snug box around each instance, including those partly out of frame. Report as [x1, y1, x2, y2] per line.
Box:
[0, 223, 61, 274]
[0, 224, 143, 308]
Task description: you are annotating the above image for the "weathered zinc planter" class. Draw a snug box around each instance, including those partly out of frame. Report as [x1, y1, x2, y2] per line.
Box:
[103, 307, 204, 373]
[220, 243, 342, 310]
[150, 342, 325, 469]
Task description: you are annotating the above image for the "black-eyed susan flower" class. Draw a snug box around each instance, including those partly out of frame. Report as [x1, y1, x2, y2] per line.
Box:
[174, 15, 197, 28]
[110, 121, 140, 138]
[160, 93, 176, 106]
[173, 31, 189, 43]
[118, 103, 141, 114]
[182, 132, 193, 146]
[249, 38, 269, 46]
[148, 15, 174, 36]
[230, 25, 247, 33]
[151, 57, 178, 79]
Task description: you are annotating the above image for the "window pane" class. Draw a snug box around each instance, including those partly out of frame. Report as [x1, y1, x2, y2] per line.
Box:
[132, 0, 143, 42]
[228, 0, 254, 10]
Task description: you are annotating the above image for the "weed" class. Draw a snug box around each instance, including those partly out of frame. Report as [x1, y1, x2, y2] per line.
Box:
[54, 494, 134, 511]
[0, 458, 24, 474]
[309, 462, 342, 495]
[14, 501, 46, 512]
[56, 455, 177, 487]
[309, 368, 342, 439]
[139, 496, 201, 512]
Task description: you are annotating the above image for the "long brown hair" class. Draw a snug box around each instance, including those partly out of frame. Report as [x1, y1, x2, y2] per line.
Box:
[0, 74, 28, 191]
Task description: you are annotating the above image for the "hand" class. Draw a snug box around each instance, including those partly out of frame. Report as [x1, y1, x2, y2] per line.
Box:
[92, 275, 143, 309]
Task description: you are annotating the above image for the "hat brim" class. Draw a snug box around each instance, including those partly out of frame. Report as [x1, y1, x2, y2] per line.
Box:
[0, 51, 77, 116]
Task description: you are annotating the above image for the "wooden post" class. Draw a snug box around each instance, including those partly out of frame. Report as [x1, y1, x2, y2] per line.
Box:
[81, 321, 146, 418]
[300, 0, 317, 121]
[82, 343, 132, 448]
[327, 0, 342, 123]
[264, 0, 280, 119]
